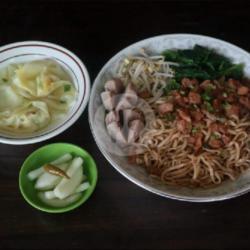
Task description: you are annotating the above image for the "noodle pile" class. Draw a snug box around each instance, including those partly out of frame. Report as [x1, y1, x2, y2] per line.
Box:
[133, 115, 250, 188]
[112, 49, 250, 188]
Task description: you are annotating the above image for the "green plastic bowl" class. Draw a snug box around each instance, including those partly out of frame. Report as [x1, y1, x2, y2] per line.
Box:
[19, 143, 98, 213]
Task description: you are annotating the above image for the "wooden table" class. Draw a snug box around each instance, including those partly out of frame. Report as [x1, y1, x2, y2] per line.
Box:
[1, 1, 250, 249]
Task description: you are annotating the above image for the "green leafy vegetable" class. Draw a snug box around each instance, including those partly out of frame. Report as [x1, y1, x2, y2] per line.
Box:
[164, 79, 180, 95]
[222, 64, 244, 79]
[162, 45, 244, 81]
[175, 68, 211, 80]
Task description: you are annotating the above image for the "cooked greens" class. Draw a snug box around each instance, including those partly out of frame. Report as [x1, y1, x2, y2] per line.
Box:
[162, 45, 244, 81]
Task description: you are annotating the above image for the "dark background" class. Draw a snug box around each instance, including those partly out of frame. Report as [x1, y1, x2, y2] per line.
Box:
[1, 1, 250, 249]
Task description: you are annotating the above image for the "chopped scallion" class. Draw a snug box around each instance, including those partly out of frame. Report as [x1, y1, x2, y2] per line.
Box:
[191, 127, 198, 134]
[201, 93, 212, 101]
[64, 85, 71, 92]
[204, 101, 214, 112]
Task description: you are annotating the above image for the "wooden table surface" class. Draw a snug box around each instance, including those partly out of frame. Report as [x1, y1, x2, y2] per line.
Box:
[1, 1, 250, 249]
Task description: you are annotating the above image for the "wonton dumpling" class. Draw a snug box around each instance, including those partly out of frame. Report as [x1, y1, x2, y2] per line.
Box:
[0, 60, 76, 135]
[13, 63, 42, 97]
[0, 64, 18, 84]
[0, 84, 23, 111]
[0, 101, 51, 133]
[12, 60, 74, 99]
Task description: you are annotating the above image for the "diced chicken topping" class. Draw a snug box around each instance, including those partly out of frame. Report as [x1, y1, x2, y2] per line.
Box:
[173, 91, 187, 108]
[222, 135, 230, 145]
[239, 96, 250, 109]
[181, 78, 198, 88]
[237, 86, 249, 95]
[190, 110, 204, 122]
[226, 93, 237, 103]
[158, 103, 174, 115]
[228, 79, 240, 89]
[177, 119, 188, 132]
[188, 91, 201, 104]
[212, 99, 221, 110]
[208, 139, 223, 149]
[177, 109, 191, 123]
[194, 133, 203, 153]
[187, 136, 196, 145]
[200, 80, 212, 89]
[225, 104, 240, 118]
[209, 123, 227, 134]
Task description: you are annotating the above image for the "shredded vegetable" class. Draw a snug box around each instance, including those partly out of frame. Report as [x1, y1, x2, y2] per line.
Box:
[117, 49, 177, 101]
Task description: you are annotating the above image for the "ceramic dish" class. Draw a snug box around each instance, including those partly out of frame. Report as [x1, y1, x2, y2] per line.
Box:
[0, 41, 90, 145]
[89, 33, 250, 202]
[19, 143, 98, 213]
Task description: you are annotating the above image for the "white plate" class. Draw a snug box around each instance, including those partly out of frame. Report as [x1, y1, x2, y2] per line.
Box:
[0, 41, 90, 145]
[89, 34, 250, 202]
